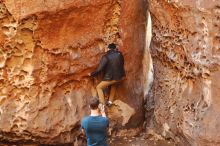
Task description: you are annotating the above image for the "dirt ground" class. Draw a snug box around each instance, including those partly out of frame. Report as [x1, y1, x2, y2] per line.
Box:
[0, 132, 175, 146]
[109, 136, 175, 146]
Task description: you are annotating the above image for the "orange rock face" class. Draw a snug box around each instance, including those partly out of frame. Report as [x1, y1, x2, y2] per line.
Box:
[148, 0, 220, 145]
[0, 0, 146, 144]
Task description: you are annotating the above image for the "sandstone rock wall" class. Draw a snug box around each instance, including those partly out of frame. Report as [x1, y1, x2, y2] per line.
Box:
[0, 0, 146, 144]
[148, 0, 220, 145]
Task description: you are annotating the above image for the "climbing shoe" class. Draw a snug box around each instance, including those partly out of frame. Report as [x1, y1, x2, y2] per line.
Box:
[106, 101, 113, 107]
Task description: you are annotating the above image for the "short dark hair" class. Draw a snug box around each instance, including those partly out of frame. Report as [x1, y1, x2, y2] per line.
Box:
[89, 97, 100, 110]
[108, 43, 116, 50]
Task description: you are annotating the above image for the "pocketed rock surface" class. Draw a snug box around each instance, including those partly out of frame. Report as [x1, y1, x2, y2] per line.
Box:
[147, 0, 220, 145]
[0, 0, 146, 144]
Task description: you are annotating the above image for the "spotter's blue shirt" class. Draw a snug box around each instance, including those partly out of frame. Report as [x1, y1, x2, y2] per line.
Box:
[81, 116, 109, 146]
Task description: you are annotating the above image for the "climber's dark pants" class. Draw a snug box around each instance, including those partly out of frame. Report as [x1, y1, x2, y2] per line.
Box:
[96, 80, 119, 104]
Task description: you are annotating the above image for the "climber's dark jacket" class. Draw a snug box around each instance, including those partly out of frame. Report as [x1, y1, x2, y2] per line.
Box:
[91, 49, 125, 81]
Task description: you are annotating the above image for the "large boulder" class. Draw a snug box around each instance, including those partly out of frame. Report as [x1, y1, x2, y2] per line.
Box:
[148, 0, 220, 145]
[0, 0, 147, 144]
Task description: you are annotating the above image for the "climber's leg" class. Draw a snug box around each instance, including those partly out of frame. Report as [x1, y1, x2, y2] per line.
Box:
[108, 79, 125, 105]
[109, 84, 117, 102]
[91, 86, 97, 97]
[96, 80, 117, 103]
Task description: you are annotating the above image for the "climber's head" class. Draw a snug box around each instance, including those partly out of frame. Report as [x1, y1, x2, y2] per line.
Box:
[89, 97, 100, 110]
[108, 43, 117, 50]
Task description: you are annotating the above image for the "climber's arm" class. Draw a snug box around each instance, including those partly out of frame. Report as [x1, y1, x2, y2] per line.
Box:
[90, 56, 108, 77]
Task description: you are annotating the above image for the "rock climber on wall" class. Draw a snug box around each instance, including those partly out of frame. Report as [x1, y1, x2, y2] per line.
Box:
[89, 43, 125, 106]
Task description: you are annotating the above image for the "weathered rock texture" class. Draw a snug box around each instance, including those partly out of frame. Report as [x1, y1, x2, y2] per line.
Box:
[0, 0, 146, 144]
[148, 0, 220, 146]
